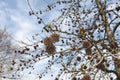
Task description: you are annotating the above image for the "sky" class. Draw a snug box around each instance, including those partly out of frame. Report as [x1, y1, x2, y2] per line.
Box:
[0, 0, 37, 41]
[0, 0, 60, 44]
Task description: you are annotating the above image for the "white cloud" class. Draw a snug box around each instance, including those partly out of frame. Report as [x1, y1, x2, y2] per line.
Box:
[10, 14, 37, 42]
[0, 0, 41, 45]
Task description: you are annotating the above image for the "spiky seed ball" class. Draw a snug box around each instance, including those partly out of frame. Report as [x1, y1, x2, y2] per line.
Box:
[96, 63, 105, 70]
[82, 73, 91, 80]
[50, 33, 60, 43]
[85, 48, 92, 55]
[77, 56, 81, 61]
[43, 37, 53, 46]
[82, 40, 91, 48]
[72, 77, 77, 80]
[110, 77, 113, 80]
[46, 44, 56, 55]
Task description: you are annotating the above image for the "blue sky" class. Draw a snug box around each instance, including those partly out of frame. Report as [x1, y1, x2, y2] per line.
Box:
[0, 0, 62, 45]
[0, 0, 56, 43]
[0, 0, 38, 42]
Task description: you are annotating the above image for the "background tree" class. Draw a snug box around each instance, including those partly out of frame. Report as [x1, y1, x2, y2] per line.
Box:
[9, 0, 120, 80]
[0, 28, 20, 79]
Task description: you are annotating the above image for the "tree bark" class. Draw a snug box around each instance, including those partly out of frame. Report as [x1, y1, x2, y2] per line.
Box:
[95, 0, 120, 79]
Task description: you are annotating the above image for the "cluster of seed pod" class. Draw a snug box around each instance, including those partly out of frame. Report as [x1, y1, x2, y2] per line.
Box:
[82, 40, 92, 55]
[81, 73, 91, 80]
[43, 33, 60, 55]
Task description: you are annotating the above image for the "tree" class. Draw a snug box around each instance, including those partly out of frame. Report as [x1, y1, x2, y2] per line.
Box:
[0, 29, 20, 79]
[10, 0, 120, 80]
